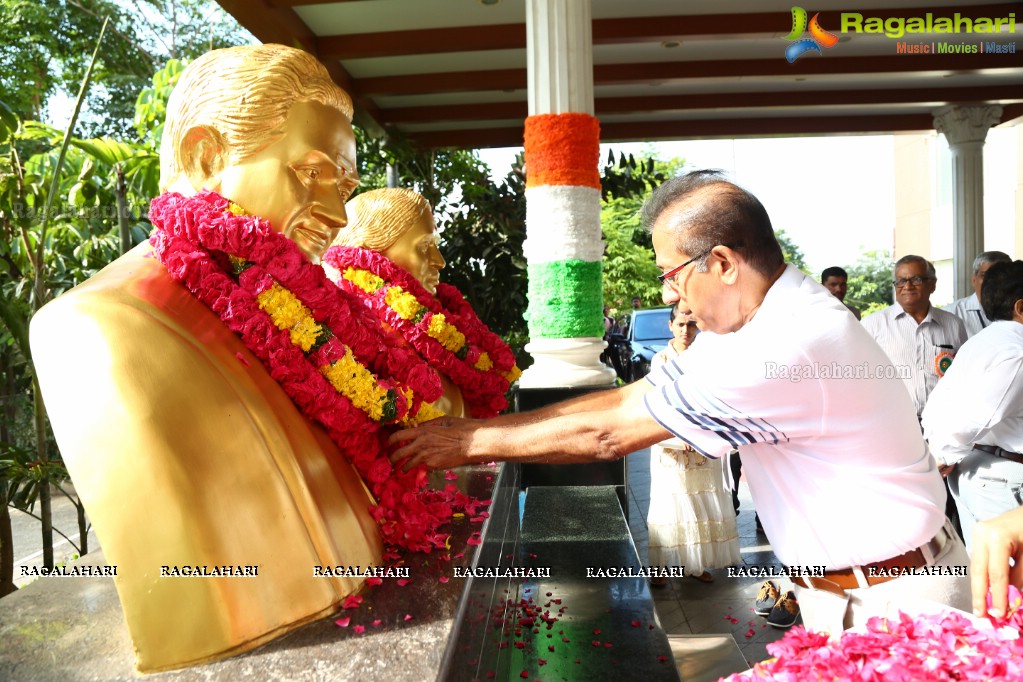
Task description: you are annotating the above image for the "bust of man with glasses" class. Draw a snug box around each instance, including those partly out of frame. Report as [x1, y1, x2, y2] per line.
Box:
[861, 255, 967, 418]
[30, 45, 379, 672]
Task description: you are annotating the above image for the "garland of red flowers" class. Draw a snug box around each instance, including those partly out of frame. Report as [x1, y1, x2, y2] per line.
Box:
[323, 246, 521, 418]
[148, 190, 483, 553]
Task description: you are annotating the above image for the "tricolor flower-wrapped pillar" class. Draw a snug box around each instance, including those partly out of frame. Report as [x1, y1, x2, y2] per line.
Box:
[519, 0, 616, 388]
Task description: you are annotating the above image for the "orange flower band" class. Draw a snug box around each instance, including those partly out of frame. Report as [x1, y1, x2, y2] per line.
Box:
[523, 113, 601, 190]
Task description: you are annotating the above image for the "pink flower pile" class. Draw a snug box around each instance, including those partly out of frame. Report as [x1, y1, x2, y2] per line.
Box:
[721, 587, 1023, 682]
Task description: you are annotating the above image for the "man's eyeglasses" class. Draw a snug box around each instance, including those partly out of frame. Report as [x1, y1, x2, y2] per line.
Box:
[659, 251, 710, 286]
[893, 276, 934, 288]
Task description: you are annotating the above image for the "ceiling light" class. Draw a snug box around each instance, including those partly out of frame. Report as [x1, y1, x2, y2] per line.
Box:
[480, 0, 500, 5]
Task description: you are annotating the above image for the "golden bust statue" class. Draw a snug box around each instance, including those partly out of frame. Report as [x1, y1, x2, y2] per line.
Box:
[332, 188, 466, 417]
[338, 188, 446, 293]
[30, 45, 381, 672]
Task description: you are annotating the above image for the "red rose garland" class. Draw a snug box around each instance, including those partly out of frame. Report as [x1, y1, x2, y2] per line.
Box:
[148, 190, 483, 553]
[323, 246, 521, 418]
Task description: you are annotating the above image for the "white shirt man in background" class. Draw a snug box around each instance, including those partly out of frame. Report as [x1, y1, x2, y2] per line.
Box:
[944, 251, 1012, 338]
[922, 260, 1023, 550]
[861, 255, 967, 418]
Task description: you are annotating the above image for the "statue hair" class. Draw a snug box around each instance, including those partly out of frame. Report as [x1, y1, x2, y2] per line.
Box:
[336, 188, 432, 251]
[159, 44, 354, 191]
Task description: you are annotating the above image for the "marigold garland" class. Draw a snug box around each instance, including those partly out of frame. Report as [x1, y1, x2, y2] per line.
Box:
[148, 190, 484, 554]
[323, 246, 521, 418]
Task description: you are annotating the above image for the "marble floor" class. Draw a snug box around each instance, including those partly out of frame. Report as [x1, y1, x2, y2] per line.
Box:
[625, 448, 799, 667]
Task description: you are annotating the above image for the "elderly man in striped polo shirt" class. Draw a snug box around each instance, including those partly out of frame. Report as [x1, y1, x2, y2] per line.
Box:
[391, 170, 970, 634]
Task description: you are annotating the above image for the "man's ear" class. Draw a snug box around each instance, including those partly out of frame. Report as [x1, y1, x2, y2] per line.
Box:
[1014, 298, 1023, 322]
[716, 245, 741, 285]
[179, 125, 228, 192]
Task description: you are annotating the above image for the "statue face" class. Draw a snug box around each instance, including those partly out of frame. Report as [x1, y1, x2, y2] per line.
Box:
[216, 100, 359, 262]
[383, 211, 445, 294]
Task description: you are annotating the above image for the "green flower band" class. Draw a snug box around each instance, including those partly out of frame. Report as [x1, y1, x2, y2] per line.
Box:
[525, 260, 604, 339]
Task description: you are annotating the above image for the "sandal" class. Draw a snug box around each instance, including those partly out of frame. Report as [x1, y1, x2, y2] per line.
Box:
[691, 571, 714, 583]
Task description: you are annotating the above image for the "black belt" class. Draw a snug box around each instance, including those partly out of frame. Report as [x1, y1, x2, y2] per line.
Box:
[974, 444, 1023, 466]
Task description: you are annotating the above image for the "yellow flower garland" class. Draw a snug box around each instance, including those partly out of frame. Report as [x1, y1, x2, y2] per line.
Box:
[256, 283, 323, 352]
[257, 281, 402, 423]
[319, 348, 394, 423]
[345, 268, 470, 355]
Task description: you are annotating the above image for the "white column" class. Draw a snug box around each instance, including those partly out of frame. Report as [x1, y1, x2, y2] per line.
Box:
[526, 0, 594, 115]
[520, 0, 614, 388]
[933, 105, 1002, 299]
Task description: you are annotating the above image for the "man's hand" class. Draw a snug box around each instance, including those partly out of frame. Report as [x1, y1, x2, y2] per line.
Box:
[970, 505, 1023, 618]
[389, 417, 479, 472]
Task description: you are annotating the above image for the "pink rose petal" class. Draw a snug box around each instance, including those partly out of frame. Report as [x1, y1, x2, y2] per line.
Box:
[334, 616, 350, 628]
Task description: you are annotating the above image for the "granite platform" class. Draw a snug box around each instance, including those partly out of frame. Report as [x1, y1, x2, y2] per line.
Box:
[2, 457, 750, 681]
[0, 464, 508, 681]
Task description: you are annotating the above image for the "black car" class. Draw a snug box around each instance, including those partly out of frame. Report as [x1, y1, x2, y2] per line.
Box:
[604, 307, 673, 383]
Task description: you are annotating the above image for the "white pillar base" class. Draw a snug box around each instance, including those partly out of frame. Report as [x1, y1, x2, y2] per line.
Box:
[519, 337, 617, 388]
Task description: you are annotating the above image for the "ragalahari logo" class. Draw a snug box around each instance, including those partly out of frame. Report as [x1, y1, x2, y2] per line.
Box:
[784, 7, 839, 62]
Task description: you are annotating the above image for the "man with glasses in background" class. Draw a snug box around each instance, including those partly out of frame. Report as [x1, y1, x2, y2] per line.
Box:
[391, 170, 969, 635]
[861, 255, 967, 419]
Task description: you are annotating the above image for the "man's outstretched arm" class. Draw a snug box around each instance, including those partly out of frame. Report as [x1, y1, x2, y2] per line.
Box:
[389, 379, 669, 470]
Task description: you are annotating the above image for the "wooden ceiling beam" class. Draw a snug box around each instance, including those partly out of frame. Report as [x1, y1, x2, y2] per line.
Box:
[315, 4, 1017, 59]
[216, 0, 319, 52]
[358, 54, 1018, 96]
[594, 54, 1017, 83]
[320, 24, 524, 60]
[379, 85, 1023, 124]
[267, 0, 366, 6]
[404, 113, 944, 149]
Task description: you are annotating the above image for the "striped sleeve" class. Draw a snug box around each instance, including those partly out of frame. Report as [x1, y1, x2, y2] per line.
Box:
[643, 367, 790, 459]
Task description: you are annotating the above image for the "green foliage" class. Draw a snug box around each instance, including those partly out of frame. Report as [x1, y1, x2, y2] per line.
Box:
[776, 229, 810, 274]
[599, 153, 682, 313]
[355, 128, 490, 216]
[600, 149, 667, 202]
[601, 195, 661, 312]
[1, 0, 249, 140]
[0, 441, 67, 512]
[847, 249, 894, 316]
[134, 59, 185, 151]
[0, 0, 156, 137]
[440, 157, 529, 359]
